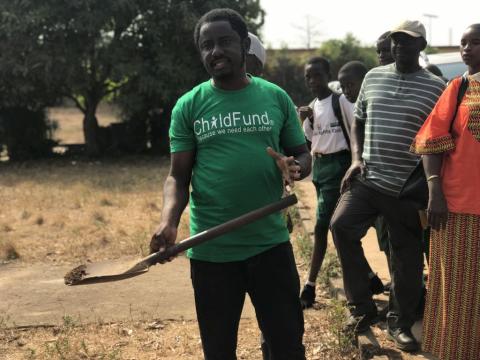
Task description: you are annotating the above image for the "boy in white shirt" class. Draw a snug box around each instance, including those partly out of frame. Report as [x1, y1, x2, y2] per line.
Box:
[299, 59, 379, 307]
[298, 57, 353, 308]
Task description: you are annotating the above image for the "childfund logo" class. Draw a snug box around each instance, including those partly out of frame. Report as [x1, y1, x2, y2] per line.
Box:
[194, 111, 273, 135]
[194, 111, 274, 142]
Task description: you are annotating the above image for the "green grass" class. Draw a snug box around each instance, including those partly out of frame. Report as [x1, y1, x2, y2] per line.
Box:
[326, 299, 357, 355]
[318, 250, 342, 288]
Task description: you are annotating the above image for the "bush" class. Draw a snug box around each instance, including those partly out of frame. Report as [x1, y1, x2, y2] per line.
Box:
[0, 107, 57, 161]
[264, 51, 311, 106]
[264, 34, 378, 107]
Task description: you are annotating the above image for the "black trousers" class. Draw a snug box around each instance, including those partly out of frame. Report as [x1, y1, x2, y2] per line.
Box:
[330, 180, 423, 329]
[190, 241, 306, 360]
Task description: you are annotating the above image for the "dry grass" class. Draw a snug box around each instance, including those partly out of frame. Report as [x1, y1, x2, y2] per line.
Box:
[0, 104, 425, 359]
[0, 158, 188, 264]
[48, 105, 121, 145]
[0, 106, 361, 359]
[0, 162, 359, 359]
[0, 301, 359, 360]
[0, 158, 410, 359]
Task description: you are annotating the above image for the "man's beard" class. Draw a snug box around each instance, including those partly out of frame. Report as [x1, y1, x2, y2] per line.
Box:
[211, 49, 246, 80]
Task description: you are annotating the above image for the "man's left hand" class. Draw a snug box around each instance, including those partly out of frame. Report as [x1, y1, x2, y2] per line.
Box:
[267, 147, 301, 186]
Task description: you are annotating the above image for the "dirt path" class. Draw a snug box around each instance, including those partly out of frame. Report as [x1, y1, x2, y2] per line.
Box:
[0, 256, 255, 327]
[0, 180, 397, 328]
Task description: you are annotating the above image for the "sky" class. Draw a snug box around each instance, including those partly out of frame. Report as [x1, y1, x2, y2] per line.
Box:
[260, 0, 478, 49]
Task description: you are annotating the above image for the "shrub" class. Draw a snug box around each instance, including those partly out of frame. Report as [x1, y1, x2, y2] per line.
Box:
[0, 107, 57, 161]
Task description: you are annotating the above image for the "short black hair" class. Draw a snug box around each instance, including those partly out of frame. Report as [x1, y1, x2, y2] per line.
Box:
[466, 23, 480, 32]
[194, 8, 248, 48]
[338, 61, 368, 80]
[377, 31, 391, 43]
[306, 56, 330, 74]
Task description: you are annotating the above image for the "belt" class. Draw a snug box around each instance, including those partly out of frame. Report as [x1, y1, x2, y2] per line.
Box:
[313, 149, 349, 158]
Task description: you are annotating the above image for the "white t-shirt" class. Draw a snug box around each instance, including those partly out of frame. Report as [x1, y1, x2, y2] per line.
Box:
[303, 94, 350, 154]
[339, 94, 355, 139]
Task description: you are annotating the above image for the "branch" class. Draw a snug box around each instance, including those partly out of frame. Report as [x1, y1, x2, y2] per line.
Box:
[103, 80, 128, 96]
[65, 93, 86, 114]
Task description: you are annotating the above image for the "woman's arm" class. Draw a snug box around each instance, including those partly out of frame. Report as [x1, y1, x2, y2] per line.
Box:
[423, 154, 448, 230]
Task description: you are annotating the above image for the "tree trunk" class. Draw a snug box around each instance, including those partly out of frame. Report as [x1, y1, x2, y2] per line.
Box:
[150, 103, 173, 155]
[83, 104, 100, 157]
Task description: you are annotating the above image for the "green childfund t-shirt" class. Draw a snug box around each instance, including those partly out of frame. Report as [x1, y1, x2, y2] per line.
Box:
[169, 76, 305, 262]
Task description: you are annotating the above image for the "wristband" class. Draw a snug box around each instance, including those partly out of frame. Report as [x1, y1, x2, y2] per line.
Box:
[427, 175, 440, 181]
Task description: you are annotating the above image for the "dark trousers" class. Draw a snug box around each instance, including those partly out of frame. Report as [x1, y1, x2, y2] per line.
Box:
[330, 180, 423, 329]
[190, 242, 306, 360]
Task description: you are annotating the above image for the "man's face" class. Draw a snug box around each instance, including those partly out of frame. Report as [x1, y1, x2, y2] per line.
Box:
[391, 32, 425, 65]
[338, 72, 362, 103]
[461, 26, 480, 71]
[304, 63, 329, 94]
[376, 39, 394, 66]
[198, 21, 248, 80]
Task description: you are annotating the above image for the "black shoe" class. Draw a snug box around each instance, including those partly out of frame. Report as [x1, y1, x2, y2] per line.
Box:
[369, 275, 385, 295]
[345, 309, 377, 334]
[387, 327, 419, 352]
[299, 284, 315, 309]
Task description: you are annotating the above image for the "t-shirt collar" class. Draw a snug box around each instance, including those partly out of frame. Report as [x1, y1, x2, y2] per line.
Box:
[469, 72, 480, 82]
[392, 62, 423, 77]
[209, 74, 253, 93]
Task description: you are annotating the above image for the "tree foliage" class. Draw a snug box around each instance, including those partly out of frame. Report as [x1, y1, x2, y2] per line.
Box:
[115, 0, 265, 154]
[0, 0, 265, 156]
[263, 50, 311, 105]
[0, 1, 60, 160]
[316, 33, 377, 80]
[264, 34, 377, 106]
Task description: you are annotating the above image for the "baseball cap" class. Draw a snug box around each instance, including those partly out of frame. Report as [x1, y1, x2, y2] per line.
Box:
[248, 32, 266, 66]
[390, 20, 426, 40]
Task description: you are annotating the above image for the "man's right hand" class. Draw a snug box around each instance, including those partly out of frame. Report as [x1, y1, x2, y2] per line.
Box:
[340, 160, 366, 193]
[298, 106, 313, 122]
[150, 223, 177, 262]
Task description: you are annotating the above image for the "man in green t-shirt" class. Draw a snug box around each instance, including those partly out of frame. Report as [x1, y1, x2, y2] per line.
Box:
[149, 8, 311, 360]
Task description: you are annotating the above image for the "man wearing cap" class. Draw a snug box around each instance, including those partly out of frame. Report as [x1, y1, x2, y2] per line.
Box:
[330, 20, 445, 352]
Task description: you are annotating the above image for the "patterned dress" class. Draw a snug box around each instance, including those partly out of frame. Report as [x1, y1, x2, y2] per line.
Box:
[411, 73, 480, 360]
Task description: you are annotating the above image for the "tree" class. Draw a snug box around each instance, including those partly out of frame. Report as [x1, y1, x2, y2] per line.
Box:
[292, 15, 322, 50]
[0, 1, 62, 111]
[115, 0, 265, 154]
[0, 0, 265, 157]
[317, 33, 377, 79]
[0, 1, 59, 160]
[263, 34, 378, 107]
[263, 50, 311, 105]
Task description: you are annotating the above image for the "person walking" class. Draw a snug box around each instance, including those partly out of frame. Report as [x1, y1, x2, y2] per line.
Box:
[330, 20, 445, 352]
[297, 57, 354, 308]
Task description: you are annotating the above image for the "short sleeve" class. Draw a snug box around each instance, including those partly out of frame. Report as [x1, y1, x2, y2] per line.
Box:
[354, 78, 367, 123]
[302, 114, 313, 141]
[339, 94, 354, 137]
[410, 78, 460, 154]
[169, 98, 196, 153]
[280, 92, 307, 148]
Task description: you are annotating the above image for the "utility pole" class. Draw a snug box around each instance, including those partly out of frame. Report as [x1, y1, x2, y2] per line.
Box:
[423, 13, 438, 45]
